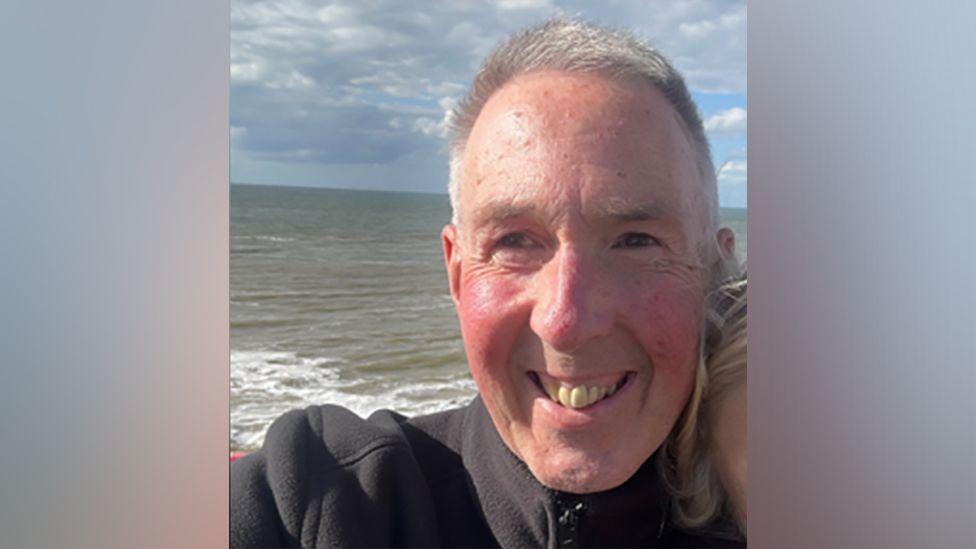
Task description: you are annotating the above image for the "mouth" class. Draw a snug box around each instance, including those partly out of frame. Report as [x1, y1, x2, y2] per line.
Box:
[527, 370, 634, 410]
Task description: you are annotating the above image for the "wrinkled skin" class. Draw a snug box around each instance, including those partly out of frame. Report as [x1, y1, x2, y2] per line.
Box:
[443, 71, 725, 494]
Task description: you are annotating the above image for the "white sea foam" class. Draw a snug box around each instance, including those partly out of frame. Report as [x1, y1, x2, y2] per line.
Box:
[253, 235, 295, 242]
[231, 235, 297, 243]
[230, 349, 477, 450]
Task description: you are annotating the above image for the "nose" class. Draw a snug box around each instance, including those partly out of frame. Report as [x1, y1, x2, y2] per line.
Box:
[529, 246, 614, 353]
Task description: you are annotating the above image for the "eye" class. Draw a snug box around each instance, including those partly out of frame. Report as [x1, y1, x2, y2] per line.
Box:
[612, 232, 661, 249]
[490, 231, 547, 268]
[497, 232, 539, 249]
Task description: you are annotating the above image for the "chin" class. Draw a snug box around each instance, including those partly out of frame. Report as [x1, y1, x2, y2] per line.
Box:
[528, 447, 642, 494]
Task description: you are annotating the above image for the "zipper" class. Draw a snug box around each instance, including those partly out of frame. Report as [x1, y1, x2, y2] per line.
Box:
[555, 499, 587, 548]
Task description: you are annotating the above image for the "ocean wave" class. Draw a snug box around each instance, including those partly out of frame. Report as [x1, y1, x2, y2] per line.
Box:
[254, 235, 296, 242]
[231, 318, 303, 329]
[230, 349, 477, 451]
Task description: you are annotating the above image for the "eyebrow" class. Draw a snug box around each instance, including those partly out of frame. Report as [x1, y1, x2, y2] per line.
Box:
[474, 197, 672, 225]
[591, 199, 672, 222]
[477, 200, 536, 223]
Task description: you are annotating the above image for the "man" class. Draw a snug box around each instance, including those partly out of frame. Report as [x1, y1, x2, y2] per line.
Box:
[232, 18, 740, 548]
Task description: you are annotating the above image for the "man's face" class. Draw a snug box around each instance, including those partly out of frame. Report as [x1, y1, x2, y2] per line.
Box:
[443, 71, 711, 493]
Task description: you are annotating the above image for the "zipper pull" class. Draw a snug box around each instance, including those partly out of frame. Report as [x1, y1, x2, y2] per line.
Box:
[556, 499, 586, 548]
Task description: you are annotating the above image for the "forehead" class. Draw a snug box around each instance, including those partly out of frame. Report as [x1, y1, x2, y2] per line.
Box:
[459, 71, 703, 226]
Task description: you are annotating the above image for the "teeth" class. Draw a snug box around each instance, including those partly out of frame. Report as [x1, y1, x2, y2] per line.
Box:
[546, 379, 624, 409]
[558, 386, 570, 406]
[570, 386, 588, 408]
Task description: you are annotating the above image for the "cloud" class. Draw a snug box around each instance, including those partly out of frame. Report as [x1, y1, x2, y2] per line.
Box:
[704, 107, 747, 136]
[231, 0, 497, 167]
[679, 8, 745, 39]
[231, 0, 746, 176]
[556, 0, 747, 93]
[497, 0, 553, 10]
[717, 159, 747, 187]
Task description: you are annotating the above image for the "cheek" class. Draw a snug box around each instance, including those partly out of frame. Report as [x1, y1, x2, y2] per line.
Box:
[457, 274, 524, 367]
[630, 285, 703, 373]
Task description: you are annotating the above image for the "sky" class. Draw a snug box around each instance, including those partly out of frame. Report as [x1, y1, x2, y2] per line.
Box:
[230, 0, 747, 208]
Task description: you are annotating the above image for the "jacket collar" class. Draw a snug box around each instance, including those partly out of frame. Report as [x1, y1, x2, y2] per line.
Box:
[460, 397, 672, 548]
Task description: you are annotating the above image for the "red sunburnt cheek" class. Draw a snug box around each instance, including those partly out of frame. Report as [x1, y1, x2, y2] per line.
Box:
[636, 289, 702, 372]
[459, 276, 523, 366]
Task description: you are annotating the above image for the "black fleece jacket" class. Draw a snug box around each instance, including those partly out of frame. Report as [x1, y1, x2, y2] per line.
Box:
[230, 397, 743, 548]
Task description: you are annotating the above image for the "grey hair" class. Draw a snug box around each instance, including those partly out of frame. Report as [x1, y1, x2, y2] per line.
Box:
[446, 17, 717, 230]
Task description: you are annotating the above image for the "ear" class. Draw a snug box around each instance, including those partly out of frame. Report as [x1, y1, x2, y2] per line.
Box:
[716, 227, 736, 259]
[441, 224, 462, 305]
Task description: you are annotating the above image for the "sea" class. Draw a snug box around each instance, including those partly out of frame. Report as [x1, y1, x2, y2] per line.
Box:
[230, 183, 747, 451]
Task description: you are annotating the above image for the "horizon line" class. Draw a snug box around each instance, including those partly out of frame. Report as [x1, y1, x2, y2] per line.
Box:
[229, 181, 747, 209]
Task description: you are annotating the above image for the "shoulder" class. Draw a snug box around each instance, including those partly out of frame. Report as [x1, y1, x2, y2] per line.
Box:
[231, 405, 441, 548]
[268, 404, 409, 464]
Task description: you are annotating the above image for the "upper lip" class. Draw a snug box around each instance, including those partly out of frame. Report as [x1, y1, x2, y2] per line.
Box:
[533, 370, 630, 386]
